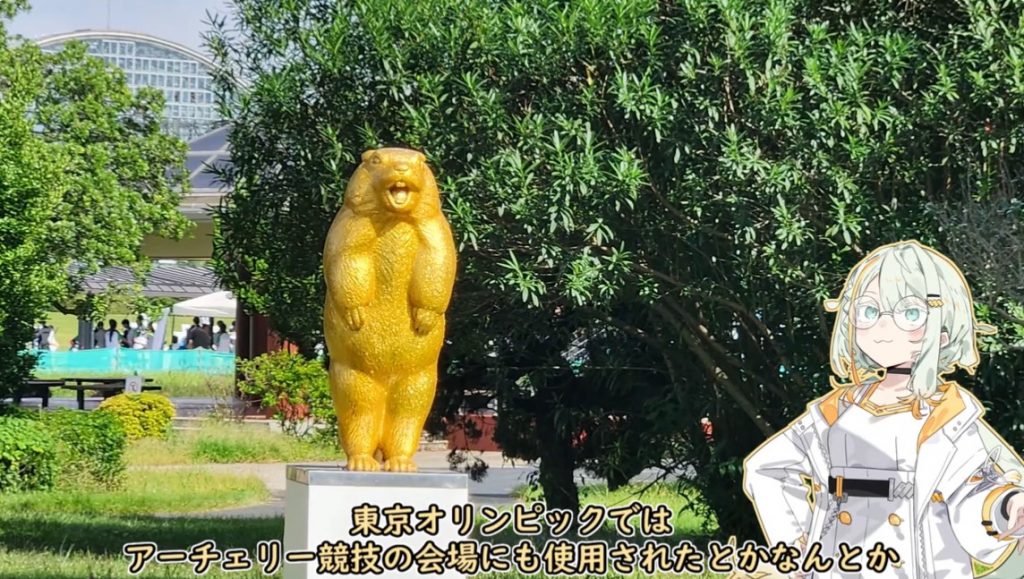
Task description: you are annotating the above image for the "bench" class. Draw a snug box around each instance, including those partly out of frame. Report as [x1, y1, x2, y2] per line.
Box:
[17, 377, 162, 410]
[14, 379, 66, 408]
[63, 378, 160, 410]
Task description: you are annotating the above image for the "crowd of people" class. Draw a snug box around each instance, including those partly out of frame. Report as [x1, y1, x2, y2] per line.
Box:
[31, 315, 235, 353]
[31, 322, 59, 352]
[86, 316, 158, 351]
[166, 317, 234, 352]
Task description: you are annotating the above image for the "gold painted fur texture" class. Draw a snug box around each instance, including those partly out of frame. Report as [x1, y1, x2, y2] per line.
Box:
[323, 148, 457, 472]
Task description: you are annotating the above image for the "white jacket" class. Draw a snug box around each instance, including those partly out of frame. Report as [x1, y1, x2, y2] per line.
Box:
[743, 382, 1024, 579]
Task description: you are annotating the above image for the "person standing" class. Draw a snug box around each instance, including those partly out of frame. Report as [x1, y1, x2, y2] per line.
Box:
[132, 323, 152, 349]
[188, 322, 213, 349]
[44, 324, 57, 352]
[37, 322, 54, 352]
[92, 322, 105, 350]
[32, 322, 44, 350]
[121, 319, 134, 349]
[105, 319, 121, 349]
[185, 316, 199, 348]
[214, 321, 232, 352]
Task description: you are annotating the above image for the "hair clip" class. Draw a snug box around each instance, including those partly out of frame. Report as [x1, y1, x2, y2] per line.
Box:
[926, 294, 943, 308]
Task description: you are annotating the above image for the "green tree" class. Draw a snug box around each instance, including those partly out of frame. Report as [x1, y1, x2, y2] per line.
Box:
[208, 0, 1024, 534]
[0, 1, 190, 396]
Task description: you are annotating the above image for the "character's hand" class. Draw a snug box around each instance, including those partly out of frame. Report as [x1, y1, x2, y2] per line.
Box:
[796, 533, 808, 552]
[999, 492, 1024, 554]
[411, 307, 441, 335]
[344, 306, 365, 331]
[790, 533, 810, 578]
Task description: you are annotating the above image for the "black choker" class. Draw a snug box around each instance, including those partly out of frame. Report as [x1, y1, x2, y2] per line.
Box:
[886, 366, 912, 375]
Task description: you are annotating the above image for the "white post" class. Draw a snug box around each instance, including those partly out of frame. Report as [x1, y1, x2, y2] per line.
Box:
[151, 308, 170, 351]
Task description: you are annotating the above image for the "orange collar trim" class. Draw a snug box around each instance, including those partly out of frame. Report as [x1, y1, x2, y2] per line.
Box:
[818, 387, 849, 426]
[818, 382, 966, 444]
[917, 382, 966, 449]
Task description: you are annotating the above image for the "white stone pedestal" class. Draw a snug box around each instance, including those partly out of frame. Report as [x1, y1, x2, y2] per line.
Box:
[283, 465, 469, 579]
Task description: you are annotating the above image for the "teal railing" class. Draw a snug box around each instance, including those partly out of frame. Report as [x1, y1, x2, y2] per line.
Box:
[33, 349, 235, 374]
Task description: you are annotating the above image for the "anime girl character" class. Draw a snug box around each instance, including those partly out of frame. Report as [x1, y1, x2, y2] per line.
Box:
[743, 240, 1024, 579]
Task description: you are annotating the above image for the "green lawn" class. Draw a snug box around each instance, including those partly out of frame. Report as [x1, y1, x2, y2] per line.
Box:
[0, 466, 276, 578]
[0, 471, 727, 578]
[0, 469, 269, 517]
[0, 418, 734, 578]
[127, 420, 343, 465]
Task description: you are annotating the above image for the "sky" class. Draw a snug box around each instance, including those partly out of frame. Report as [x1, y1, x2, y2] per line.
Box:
[10, 0, 229, 52]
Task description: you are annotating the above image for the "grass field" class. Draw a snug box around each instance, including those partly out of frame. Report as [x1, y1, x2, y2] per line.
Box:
[127, 420, 342, 465]
[0, 466, 276, 579]
[0, 479, 728, 579]
[0, 419, 734, 578]
[0, 469, 269, 517]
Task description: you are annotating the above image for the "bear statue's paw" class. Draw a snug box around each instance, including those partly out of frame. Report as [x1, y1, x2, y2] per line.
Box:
[411, 307, 440, 335]
[383, 456, 418, 473]
[344, 306, 366, 331]
[345, 454, 381, 471]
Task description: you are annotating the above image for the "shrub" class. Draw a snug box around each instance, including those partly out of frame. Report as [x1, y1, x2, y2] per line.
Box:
[0, 417, 58, 493]
[39, 409, 127, 489]
[0, 406, 40, 419]
[98, 393, 176, 441]
[238, 350, 336, 443]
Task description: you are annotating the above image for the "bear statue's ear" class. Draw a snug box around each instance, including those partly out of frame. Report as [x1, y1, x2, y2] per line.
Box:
[361, 149, 376, 162]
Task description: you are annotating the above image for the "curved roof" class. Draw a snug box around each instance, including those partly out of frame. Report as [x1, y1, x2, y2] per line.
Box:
[35, 29, 216, 70]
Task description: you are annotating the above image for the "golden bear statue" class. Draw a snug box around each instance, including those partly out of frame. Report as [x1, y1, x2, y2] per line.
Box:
[323, 147, 457, 472]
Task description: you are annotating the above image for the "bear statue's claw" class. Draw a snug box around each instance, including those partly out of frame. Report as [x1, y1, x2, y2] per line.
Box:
[411, 307, 439, 335]
[345, 306, 365, 331]
[383, 457, 418, 472]
[346, 454, 380, 471]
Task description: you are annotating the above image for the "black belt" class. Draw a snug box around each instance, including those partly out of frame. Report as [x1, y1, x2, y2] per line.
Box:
[828, 476, 889, 498]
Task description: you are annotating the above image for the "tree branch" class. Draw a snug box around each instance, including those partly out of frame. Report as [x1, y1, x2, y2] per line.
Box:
[651, 301, 775, 436]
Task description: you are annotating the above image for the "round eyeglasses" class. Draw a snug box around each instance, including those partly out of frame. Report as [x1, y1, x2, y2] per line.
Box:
[853, 296, 929, 331]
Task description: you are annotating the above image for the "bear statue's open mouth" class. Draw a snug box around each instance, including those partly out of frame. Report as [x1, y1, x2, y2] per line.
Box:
[387, 181, 412, 208]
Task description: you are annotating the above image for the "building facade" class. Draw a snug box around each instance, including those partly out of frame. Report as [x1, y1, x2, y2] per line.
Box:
[37, 30, 219, 141]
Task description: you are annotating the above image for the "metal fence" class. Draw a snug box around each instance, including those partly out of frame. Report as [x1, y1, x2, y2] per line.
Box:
[33, 349, 235, 374]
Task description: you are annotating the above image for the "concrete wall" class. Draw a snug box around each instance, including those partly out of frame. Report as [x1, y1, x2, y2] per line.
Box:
[141, 220, 215, 260]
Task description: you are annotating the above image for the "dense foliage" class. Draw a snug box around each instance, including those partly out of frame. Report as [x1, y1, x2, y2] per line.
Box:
[0, 1, 190, 397]
[208, 0, 1024, 533]
[38, 409, 127, 489]
[98, 393, 176, 441]
[0, 416, 58, 493]
[237, 350, 336, 445]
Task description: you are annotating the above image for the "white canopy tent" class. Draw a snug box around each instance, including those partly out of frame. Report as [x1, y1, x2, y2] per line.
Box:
[171, 291, 237, 318]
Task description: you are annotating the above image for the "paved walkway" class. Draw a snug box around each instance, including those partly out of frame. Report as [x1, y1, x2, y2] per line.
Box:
[13, 396, 223, 416]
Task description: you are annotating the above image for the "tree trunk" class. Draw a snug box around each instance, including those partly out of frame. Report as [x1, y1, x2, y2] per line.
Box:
[606, 468, 630, 492]
[536, 413, 580, 514]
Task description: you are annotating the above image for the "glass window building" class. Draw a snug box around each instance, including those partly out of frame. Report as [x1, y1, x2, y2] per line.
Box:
[37, 30, 221, 141]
